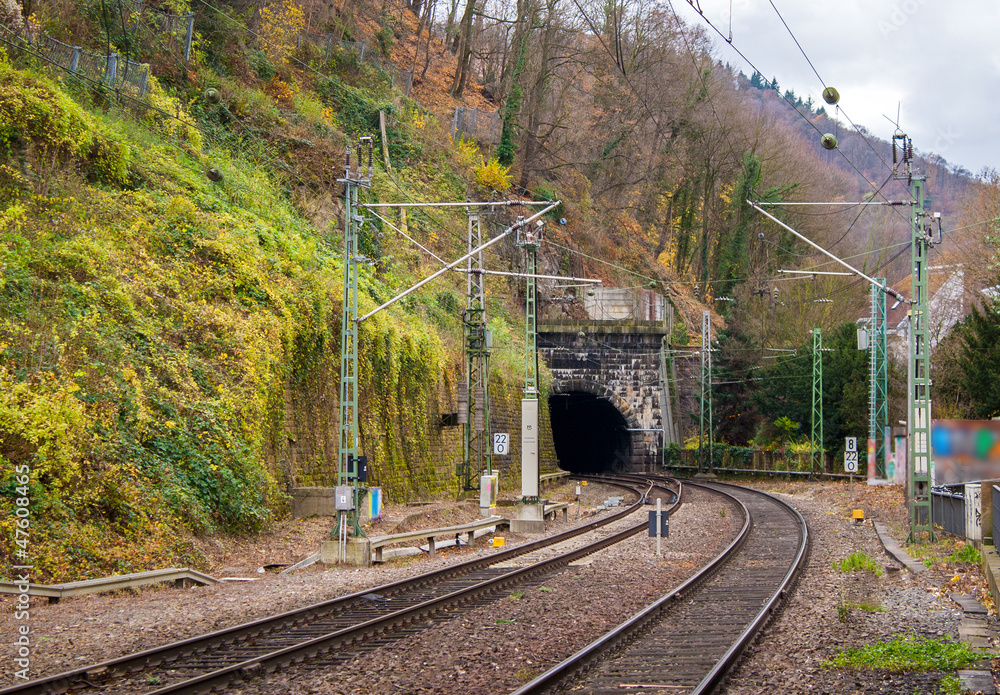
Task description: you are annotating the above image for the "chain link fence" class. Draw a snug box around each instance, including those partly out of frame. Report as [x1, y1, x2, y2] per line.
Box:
[2, 25, 150, 96]
[297, 32, 412, 97]
[451, 106, 500, 144]
[134, 0, 195, 62]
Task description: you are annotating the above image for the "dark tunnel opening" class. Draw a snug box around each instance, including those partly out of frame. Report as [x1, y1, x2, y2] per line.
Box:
[548, 392, 632, 474]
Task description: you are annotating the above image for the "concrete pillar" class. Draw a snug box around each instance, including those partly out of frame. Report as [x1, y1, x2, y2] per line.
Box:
[320, 537, 372, 567]
[510, 500, 545, 534]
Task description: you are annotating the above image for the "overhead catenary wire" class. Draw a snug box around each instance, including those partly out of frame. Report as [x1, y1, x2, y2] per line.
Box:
[750, 200, 907, 303]
[682, 2, 917, 217]
[196, 0, 905, 314]
[761, 0, 914, 201]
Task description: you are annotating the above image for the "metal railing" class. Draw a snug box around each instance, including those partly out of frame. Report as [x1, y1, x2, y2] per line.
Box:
[994, 485, 1000, 546]
[0, 568, 217, 604]
[932, 485, 966, 538]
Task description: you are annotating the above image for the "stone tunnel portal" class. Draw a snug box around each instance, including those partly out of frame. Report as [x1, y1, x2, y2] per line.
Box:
[548, 392, 632, 474]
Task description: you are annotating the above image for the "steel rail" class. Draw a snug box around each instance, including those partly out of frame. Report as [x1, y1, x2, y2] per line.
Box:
[0, 478, 672, 695]
[510, 481, 749, 695]
[690, 481, 809, 694]
[510, 477, 807, 695]
[144, 480, 682, 695]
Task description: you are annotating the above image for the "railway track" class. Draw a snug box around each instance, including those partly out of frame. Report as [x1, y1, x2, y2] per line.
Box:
[2, 477, 679, 695]
[511, 477, 808, 695]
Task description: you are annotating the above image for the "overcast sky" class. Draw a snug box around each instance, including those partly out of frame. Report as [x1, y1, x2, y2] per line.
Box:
[668, 0, 1000, 176]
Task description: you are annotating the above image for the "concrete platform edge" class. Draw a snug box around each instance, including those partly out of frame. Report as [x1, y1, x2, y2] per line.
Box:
[875, 522, 997, 693]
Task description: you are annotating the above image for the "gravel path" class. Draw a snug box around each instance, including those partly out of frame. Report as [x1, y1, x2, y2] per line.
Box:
[725, 481, 992, 695]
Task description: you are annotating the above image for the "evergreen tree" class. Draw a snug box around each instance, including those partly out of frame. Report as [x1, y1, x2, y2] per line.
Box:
[714, 151, 761, 299]
[956, 302, 1000, 418]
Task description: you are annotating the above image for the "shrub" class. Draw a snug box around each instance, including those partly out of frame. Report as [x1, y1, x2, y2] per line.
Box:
[475, 157, 512, 192]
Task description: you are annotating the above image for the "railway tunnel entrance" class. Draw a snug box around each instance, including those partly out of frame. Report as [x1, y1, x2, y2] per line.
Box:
[548, 391, 632, 474]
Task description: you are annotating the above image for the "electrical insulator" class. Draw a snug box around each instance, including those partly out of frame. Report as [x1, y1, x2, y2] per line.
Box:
[821, 133, 838, 150]
[205, 88, 221, 104]
[474, 385, 485, 432]
[773, 287, 779, 301]
[206, 166, 223, 182]
[457, 381, 469, 425]
[822, 87, 840, 105]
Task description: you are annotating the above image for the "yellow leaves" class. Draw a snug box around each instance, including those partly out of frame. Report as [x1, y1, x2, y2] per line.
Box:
[0, 365, 90, 490]
[719, 182, 735, 207]
[258, 0, 306, 64]
[0, 202, 29, 232]
[475, 157, 512, 192]
[454, 135, 480, 167]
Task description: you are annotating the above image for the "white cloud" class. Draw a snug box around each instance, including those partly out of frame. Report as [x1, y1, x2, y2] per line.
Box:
[669, 0, 1000, 173]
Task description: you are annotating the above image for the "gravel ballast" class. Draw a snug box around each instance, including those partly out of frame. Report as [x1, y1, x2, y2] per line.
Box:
[2, 478, 996, 694]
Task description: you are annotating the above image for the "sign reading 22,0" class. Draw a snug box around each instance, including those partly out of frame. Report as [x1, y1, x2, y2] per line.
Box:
[844, 437, 858, 473]
[493, 433, 509, 455]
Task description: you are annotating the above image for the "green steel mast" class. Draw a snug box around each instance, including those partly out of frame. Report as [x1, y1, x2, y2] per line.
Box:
[334, 137, 372, 540]
[811, 327, 823, 476]
[699, 310, 713, 474]
[870, 279, 888, 478]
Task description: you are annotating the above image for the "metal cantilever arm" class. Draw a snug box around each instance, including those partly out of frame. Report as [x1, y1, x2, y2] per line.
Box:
[748, 200, 909, 304]
[356, 202, 561, 323]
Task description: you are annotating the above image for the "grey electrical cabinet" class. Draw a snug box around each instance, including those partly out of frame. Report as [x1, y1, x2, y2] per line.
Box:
[335, 485, 355, 511]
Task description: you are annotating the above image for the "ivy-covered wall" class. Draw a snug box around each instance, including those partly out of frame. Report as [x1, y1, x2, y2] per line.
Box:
[269, 338, 560, 502]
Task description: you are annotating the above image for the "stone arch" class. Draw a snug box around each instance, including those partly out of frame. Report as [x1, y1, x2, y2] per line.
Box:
[548, 378, 643, 473]
[549, 378, 643, 431]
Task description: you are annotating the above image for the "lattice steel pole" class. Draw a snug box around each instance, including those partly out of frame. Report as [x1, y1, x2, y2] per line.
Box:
[870, 278, 888, 478]
[811, 328, 823, 476]
[908, 176, 936, 541]
[333, 137, 373, 540]
[699, 310, 713, 474]
[523, 221, 541, 399]
[460, 209, 492, 491]
[518, 218, 542, 503]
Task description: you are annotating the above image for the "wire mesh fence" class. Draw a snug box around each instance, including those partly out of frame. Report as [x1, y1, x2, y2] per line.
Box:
[131, 0, 194, 61]
[451, 107, 500, 145]
[297, 32, 412, 97]
[2, 24, 151, 96]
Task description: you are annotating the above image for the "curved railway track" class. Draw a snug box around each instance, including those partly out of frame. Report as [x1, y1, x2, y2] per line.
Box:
[511, 477, 808, 695]
[2, 477, 679, 695]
